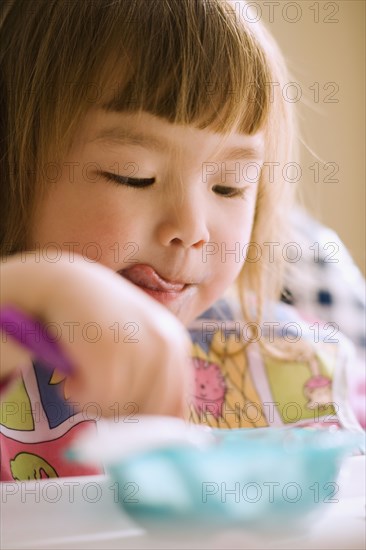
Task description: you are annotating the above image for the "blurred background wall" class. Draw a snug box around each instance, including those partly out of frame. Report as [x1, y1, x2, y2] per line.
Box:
[256, 0, 365, 274]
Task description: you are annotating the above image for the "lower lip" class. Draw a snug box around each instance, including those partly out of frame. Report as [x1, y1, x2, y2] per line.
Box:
[137, 285, 190, 305]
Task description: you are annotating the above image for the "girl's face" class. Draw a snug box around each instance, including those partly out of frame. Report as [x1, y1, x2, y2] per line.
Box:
[30, 111, 264, 325]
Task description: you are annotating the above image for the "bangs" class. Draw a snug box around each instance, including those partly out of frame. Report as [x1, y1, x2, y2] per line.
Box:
[89, 0, 272, 135]
[0, 0, 274, 162]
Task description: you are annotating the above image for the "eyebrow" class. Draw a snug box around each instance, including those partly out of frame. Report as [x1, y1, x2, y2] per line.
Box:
[218, 146, 262, 162]
[92, 127, 169, 153]
[92, 127, 262, 160]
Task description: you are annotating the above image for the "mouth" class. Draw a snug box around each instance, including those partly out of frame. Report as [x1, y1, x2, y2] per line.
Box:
[118, 264, 193, 304]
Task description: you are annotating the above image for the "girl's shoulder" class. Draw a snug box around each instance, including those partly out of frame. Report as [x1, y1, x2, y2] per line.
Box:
[187, 297, 363, 431]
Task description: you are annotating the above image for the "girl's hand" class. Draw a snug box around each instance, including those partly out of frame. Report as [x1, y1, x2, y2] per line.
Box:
[0, 253, 191, 418]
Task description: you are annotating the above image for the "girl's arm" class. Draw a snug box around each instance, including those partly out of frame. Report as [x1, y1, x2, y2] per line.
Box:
[0, 253, 191, 417]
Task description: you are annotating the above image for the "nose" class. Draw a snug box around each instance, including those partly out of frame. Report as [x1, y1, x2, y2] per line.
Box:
[155, 190, 210, 249]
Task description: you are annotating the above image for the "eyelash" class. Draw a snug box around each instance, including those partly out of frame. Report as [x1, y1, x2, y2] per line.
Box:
[101, 171, 154, 188]
[212, 186, 247, 199]
[101, 172, 247, 199]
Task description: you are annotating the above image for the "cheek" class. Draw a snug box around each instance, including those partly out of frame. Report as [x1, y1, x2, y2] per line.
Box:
[191, 206, 255, 317]
[29, 183, 85, 244]
[28, 180, 140, 269]
[209, 213, 254, 281]
[210, 192, 257, 247]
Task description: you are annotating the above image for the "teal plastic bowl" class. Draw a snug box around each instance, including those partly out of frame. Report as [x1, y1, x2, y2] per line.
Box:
[106, 427, 362, 532]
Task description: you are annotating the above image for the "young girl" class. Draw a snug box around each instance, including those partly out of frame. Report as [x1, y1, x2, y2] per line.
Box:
[0, 0, 362, 481]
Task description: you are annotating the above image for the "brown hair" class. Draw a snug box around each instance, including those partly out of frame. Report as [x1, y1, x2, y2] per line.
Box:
[0, 0, 299, 355]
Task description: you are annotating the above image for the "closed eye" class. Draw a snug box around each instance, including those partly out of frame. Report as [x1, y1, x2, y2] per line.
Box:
[212, 185, 247, 199]
[101, 172, 245, 197]
[101, 171, 155, 188]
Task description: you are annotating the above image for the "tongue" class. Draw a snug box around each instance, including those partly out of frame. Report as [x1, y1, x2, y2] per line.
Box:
[120, 265, 185, 292]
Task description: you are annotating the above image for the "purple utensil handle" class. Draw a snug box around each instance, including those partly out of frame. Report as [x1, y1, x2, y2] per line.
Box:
[0, 305, 74, 375]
